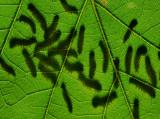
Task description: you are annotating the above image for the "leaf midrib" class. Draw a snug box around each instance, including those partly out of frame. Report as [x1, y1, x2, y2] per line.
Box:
[0, 0, 23, 54]
[91, 0, 134, 119]
[43, 0, 88, 118]
[0, 0, 24, 72]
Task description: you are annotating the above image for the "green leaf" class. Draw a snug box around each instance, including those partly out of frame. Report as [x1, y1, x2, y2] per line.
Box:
[0, 0, 160, 119]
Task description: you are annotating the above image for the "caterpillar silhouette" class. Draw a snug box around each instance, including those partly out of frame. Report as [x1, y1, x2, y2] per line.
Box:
[145, 55, 157, 87]
[61, 82, 73, 113]
[65, 60, 83, 72]
[34, 52, 60, 70]
[57, 27, 77, 49]
[59, 0, 78, 14]
[129, 77, 155, 98]
[133, 98, 139, 119]
[22, 48, 37, 77]
[158, 51, 160, 59]
[19, 15, 36, 33]
[125, 46, 133, 74]
[48, 48, 78, 58]
[123, 19, 138, 43]
[78, 72, 102, 90]
[38, 62, 57, 85]
[89, 50, 96, 79]
[35, 30, 61, 52]
[0, 57, 16, 76]
[77, 25, 85, 54]
[28, 3, 47, 31]
[10, 37, 36, 48]
[45, 15, 59, 40]
[99, 40, 109, 73]
[92, 91, 117, 107]
[134, 45, 147, 71]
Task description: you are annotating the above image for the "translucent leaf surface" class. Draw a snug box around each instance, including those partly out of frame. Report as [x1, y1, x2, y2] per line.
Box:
[0, 0, 160, 119]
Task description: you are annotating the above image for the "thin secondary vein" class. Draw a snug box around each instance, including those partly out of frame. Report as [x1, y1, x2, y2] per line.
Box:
[95, 2, 160, 51]
[119, 70, 160, 91]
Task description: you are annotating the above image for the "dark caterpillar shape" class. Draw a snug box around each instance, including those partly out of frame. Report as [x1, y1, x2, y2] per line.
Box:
[22, 48, 37, 77]
[61, 82, 73, 113]
[134, 45, 147, 72]
[123, 19, 138, 43]
[92, 91, 117, 107]
[0, 57, 16, 76]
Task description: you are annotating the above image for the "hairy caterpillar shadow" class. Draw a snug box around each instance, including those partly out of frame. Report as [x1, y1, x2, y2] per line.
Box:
[78, 72, 102, 91]
[10, 37, 37, 48]
[77, 25, 85, 54]
[89, 50, 96, 79]
[19, 15, 36, 33]
[92, 91, 117, 107]
[0, 57, 16, 76]
[59, 0, 78, 14]
[35, 30, 61, 52]
[48, 48, 78, 58]
[38, 62, 57, 85]
[129, 77, 155, 98]
[123, 19, 138, 43]
[34, 52, 60, 70]
[35, 15, 61, 52]
[28, 3, 47, 31]
[145, 55, 157, 87]
[99, 40, 109, 73]
[57, 27, 77, 49]
[65, 60, 83, 72]
[22, 48, 37, 77]
[61, 82, 73, 113]
[158, 51, 160, 59]
[134, 45, 147, 72]
[133, 98, 139, 119]
[125, 46, 133, 74]
[45, 15, 59, 39]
